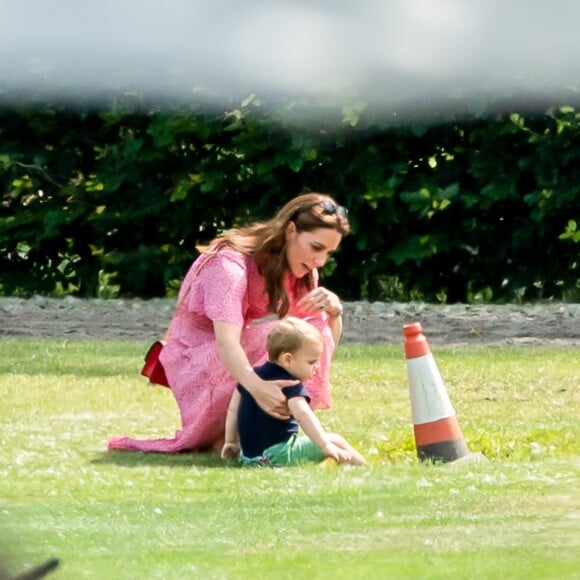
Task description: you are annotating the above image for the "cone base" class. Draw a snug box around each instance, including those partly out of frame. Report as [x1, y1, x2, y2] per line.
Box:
[449, 452, 488, 465]
[417, 438, 469, 463]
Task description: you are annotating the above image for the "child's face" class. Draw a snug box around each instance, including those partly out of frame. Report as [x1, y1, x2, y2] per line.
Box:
[280, 339, 323, 382]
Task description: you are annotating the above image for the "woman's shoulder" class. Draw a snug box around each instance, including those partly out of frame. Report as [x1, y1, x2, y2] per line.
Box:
[198, 247, 252, 272]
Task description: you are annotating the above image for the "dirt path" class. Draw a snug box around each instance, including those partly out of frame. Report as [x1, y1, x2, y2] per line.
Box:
[1, 297, 579, 347]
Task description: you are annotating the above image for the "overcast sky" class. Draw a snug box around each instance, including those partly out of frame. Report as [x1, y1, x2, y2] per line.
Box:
[1, 0, 579, 116]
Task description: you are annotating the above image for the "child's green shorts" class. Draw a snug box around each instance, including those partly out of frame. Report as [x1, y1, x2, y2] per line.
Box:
[241, 434, 326, 466]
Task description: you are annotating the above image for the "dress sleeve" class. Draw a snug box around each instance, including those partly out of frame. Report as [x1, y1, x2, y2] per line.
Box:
[188, 250, 248, 327]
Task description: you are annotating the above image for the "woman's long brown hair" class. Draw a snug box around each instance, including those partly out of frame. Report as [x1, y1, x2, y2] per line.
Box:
[196, 193, 350, 317]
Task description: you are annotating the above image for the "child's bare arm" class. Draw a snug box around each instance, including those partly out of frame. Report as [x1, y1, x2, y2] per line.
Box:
[288, 397, 361, 463]
[288, 397, 329, 450]
[286, 397, 348, 462]
[221, 389, 241, 460]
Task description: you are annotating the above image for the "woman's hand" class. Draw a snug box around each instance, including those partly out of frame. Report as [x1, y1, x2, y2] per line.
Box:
[297, 287, 344, 344]
[246, 378, 293, 420]
[297, 287, 343, 319]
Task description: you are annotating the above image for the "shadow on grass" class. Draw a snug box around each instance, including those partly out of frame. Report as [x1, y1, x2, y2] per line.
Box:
[91, 450, 235, 469]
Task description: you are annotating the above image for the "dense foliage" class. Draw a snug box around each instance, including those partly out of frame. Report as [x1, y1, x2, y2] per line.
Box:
[0, 98, 578, 302]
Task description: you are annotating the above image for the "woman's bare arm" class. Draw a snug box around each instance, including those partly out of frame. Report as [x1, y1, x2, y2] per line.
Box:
[328, 309, 343, 345]
[213, 320, 295, 420]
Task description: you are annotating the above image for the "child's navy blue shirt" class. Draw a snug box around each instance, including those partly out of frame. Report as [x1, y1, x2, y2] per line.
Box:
[237, 360, 311, 458]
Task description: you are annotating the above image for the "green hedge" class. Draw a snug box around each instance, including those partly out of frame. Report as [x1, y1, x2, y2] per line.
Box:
[0, 99, 578, 302]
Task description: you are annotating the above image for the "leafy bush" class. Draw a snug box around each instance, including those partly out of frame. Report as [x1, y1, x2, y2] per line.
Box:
[0, 99, 578, 302]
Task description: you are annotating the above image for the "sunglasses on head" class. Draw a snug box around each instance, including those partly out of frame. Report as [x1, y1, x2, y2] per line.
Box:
[292, 200, 349, 221]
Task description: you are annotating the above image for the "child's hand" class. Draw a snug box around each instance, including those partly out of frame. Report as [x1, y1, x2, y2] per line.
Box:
[321, 443, 360, 465]
[221, 442, 241, 460]
[321, 442, 345, 463]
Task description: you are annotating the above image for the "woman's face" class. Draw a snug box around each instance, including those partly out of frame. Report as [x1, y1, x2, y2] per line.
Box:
[285, 222, 342, 278]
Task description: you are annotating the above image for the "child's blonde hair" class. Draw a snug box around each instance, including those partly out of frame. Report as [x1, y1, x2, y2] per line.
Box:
[267, 317, 322, 361]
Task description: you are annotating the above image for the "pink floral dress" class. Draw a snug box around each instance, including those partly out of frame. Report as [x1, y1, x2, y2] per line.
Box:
[108, 248, 336, 453]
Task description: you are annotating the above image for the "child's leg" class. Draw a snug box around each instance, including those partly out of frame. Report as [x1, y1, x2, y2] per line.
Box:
[327, 433, 367, 465]
[264, 434, 326, 466]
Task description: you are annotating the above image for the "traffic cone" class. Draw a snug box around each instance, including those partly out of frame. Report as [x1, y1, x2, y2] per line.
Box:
[403, 322, 481, 463]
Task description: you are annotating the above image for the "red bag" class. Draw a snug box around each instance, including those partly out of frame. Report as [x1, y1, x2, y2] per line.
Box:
[141, 340, 170, 387]
[141, 263, 206, 388]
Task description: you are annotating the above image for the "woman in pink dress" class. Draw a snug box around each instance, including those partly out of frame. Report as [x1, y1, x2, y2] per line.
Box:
[108, 192, 350, 453]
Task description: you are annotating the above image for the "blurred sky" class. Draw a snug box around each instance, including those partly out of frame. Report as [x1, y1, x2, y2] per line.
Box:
[1, 0, 579, 116]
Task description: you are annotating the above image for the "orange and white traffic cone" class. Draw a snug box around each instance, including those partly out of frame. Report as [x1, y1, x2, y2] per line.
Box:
[403, 322, 483, 463]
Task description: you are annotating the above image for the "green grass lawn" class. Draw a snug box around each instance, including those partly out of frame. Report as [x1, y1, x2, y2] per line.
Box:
[1, 339, 578, 579]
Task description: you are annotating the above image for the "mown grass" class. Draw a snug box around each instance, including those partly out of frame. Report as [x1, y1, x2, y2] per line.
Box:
[1, 339, 579, 579]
